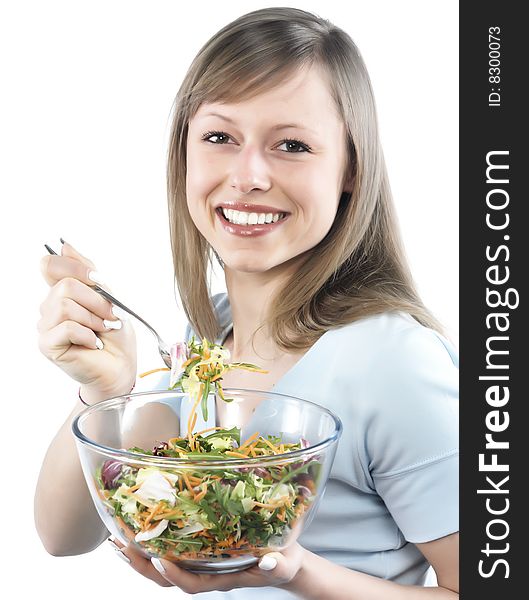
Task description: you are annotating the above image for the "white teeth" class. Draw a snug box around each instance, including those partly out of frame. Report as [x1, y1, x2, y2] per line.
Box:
[235, 210, 249, 225]
[220, 207, 285, 226]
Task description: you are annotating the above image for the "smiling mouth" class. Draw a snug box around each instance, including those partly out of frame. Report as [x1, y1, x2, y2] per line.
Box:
[216, 207, 287, 227]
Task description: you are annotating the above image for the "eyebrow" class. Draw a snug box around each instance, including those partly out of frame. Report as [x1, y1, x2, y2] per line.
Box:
[201, 112, 317, 134]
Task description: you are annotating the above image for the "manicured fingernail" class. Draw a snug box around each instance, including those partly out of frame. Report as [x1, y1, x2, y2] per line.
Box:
[111, 306, 129, 321]
[88, 271, 105, 285]
[151, 557, 166, 574]
[258, 555, 277, 571]
[95, 337, 104, 350]
[107, 537, 122, 552]
[113, 548, 131, 564]
[103, 319, 122, 330]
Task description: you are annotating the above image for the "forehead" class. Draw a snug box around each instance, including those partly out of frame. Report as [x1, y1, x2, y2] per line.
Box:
[192, 65, 343, 133]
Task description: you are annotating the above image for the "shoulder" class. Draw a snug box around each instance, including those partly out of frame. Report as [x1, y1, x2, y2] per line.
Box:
[313, 312, 458, 468]
[319, 311, 458, 383]
[331, 312, 458, 474]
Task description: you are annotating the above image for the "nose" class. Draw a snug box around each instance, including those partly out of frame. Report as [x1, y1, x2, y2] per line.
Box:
[230, 144, 272, 195]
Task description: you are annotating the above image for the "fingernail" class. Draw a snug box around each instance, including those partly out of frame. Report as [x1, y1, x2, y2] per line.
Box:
[151, 557, 166, 574]
[95, 336, 104, 350]
[111, 306, 129, 321]
[88, 271, 105, 285]
[113, 548, 131, 564]
[258, 555, 277, 571]
[103, 319, 122, 330]
[107, 537, 122, 552]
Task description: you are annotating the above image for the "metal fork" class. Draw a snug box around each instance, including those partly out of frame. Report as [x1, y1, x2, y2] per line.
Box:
[44, 243, 172, 369]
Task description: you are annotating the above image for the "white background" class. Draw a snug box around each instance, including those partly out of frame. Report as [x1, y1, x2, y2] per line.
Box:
[0, 1, 457, 597]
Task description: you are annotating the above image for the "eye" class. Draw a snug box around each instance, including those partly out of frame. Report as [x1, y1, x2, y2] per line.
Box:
[276, 139, 312, 153]
[201, 130, 312, 153]
[201, 130, 231, 145]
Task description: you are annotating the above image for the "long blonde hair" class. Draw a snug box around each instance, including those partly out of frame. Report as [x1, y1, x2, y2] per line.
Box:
[167, 7, 445, 351]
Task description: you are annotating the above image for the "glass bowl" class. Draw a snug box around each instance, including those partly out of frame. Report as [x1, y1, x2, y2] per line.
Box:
[72, 389, 342, 574]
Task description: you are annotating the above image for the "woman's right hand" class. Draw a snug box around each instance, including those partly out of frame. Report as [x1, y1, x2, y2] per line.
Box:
[38, 241, 137, 402]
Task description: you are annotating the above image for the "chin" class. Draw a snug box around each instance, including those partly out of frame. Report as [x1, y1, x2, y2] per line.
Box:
[225, 260, 274, 274]
[222, 252, 283, 274]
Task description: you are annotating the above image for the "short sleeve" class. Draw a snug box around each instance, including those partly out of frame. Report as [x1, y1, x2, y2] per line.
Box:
[363, 324, 459, 543]
[183, 320, 195, 344]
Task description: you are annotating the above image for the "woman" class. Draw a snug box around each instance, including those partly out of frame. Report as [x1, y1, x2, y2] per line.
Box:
[35, 7, 458, 598]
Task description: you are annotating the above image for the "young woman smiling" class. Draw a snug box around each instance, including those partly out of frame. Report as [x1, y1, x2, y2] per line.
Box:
[35, 7, 459, 599]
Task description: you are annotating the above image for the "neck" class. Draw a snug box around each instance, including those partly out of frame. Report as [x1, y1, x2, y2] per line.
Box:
[223, 261, 299, 361]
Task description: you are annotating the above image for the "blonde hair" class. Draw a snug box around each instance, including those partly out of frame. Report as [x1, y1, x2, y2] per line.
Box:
[167, 7, 446, 351]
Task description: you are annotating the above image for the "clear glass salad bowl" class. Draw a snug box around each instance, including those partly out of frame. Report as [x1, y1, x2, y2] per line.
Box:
[72, 389, 342, 574]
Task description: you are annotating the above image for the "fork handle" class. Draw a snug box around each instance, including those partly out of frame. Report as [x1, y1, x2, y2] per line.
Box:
[93, 285, 161, 342]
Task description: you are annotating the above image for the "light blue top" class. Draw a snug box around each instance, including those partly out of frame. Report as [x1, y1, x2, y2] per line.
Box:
[136, 293, 459, 599]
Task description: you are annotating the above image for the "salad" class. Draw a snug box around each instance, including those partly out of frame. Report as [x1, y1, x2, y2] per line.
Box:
[95, 336, 319, 561]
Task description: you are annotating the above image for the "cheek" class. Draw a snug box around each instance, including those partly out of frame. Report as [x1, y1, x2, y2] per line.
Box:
[185, 155, 217, 227]
[186, 149, 211, 199]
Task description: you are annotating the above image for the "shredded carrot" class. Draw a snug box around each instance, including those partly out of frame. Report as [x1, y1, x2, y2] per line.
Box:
[187, 385, 203, 442]
[182, 472, 195, 493]
[262, 438, 280, 453]
[194, 482, 208, 502]
[139, 367, 170, 378]
[225, 451, 249, 459]
[248, 439, 260, 452]
[239, 431, 260, 449]
[154, 509, 183, 520]
[181, 356, 198, 369]
[193, 426, 224, 437]
[253, 501, 280, 509]
[144, 501, 164, 528]
[190, 412, 198, 431]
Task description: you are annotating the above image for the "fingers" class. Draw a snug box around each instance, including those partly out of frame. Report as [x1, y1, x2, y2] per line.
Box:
[108, 538, 173, 588]
[108, 537, 305, 594]
[40, 254, 103, 288]
[38, 320, 103, 361]
[38, 280, 120, 334]
[40, 239, 103, 290]
[60, 239, 97, 270]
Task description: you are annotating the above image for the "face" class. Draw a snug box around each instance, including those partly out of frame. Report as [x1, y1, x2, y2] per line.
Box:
[186, 64, 351, 275]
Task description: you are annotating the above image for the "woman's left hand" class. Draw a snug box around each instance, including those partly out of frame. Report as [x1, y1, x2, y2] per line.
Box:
[108, 536, 306, 593]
